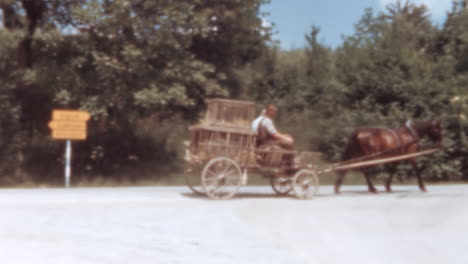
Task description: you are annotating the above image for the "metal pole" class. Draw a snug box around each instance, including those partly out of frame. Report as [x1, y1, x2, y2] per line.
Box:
[65, 140, 72, 188]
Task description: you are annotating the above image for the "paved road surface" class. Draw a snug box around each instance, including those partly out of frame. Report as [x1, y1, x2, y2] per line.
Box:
[0, 185, 467, 264]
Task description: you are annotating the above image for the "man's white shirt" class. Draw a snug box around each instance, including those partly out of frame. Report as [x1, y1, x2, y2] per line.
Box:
[251, 115, 278, 135]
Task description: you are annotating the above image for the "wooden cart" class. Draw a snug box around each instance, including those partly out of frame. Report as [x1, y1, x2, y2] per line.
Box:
[184, 98, 321, 199]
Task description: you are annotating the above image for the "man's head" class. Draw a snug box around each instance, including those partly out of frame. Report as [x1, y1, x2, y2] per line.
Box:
[265, 104, 278, 119]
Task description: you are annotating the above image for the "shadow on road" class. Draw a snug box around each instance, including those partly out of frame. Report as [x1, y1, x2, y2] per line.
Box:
[330, 189, 464, 199]
[335, 189, 412, 195]
[180, 192, 293, 200]
[180, 189, 463, 200]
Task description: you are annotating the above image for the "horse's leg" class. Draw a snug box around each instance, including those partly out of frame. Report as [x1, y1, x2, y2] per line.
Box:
[364, 170, 378, 193]
[334, 170, 346, 194]
[411, 159, 427, 192]
[385, 165, 397, 193]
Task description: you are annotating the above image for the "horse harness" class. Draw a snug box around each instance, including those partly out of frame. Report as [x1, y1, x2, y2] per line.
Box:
[405, 120, 420, 139]
[383, 120, 420, 151]
[384, 128, 402, 150]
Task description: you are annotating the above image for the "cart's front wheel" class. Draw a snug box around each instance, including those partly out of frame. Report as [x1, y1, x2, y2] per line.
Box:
[292, 169, 319, 199]
[202, 157, 243, 199]
[270, 175, 292, 195]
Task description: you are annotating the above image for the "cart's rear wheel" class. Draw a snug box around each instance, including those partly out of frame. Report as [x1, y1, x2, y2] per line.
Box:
[202, 157, 243, 199]
[270, 175, 292, 195]
[185, 166, 204, 195]
[292, 169, 319, 199]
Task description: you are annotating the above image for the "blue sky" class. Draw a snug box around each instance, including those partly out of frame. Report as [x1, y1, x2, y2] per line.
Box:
[261, 0, 454, 49]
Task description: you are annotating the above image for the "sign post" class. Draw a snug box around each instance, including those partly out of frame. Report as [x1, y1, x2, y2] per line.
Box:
[65, 140, 72, 188]
[49, 110, 90, 188]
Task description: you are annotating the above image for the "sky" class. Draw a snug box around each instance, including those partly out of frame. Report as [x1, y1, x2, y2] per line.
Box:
[261, 0, 455, 49]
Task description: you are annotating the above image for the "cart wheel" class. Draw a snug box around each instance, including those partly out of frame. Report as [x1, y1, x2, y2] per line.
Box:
[202, 157, 243, 199]
[292, 169, 319, 199]
[185, 168, 204, 195]
[270, 175, 292, 195]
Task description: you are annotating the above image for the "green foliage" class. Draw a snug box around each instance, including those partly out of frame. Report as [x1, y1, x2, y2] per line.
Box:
[1, 0, 468, 185]
[0, 29, 25, 184]
[247, 1, 468, 183]
[322, 2, 465, 181]
[189, 0, 272, 97]
[0, 0, 269, 184]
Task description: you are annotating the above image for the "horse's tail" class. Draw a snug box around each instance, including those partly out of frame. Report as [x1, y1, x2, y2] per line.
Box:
[335, 131, 361, 194]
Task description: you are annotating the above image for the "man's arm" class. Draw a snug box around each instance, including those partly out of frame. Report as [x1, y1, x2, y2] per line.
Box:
[264, 118, 294, 144]
[272, 132, 294, 144]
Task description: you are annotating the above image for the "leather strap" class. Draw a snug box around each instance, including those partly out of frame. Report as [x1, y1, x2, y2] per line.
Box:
[405, 120, 419, 138]
[385, 128, 401, 149]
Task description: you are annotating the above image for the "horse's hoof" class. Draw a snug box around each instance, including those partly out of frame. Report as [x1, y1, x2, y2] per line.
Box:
[369, 189, 379, 194]
[334, 186, 341, 194]
[385, 186, 392, 193]
[420, 188, 427, 192]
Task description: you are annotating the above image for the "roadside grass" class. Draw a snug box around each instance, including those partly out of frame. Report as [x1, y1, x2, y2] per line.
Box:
[1, 164, 465, 188]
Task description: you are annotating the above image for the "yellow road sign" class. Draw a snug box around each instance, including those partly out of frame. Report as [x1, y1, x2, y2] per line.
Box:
[52, 130, 87, 140]
[50, 109, 90, 140]
[49, 121, 87, 131]
[52, 110, 90, 121]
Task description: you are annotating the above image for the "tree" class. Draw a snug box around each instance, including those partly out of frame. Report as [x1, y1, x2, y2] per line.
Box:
[436, 0, 468, 180]
[0, 0, 272, 183]
[322, 3, 460, 181]
[189, 0, 272, 97]
[0, 28, 24, 183]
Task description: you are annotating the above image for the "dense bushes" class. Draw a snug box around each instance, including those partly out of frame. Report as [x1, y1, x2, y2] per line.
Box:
[1, 0, 467, 185]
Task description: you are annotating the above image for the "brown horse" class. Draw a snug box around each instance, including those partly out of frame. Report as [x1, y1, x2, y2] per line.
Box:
[334, 120, 443, 194]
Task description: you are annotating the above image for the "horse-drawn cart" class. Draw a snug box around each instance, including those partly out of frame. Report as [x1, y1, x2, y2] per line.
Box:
[184, 98, 323, 199]
[184, 98, 441, 199]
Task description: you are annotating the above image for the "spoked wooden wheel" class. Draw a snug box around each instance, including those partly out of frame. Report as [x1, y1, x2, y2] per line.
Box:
[201, 157, 243, 199]
[270, 175, 293, 195]
[185, 167, 205, 195]
[292, 169, 319, 199]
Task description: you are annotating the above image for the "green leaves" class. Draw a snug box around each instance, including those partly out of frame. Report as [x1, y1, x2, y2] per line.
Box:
[0, 0, 270, 183]
[2, 0, 467, 184]
[245, 1, 468, 182]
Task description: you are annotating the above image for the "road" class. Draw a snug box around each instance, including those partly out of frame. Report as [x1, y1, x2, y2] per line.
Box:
[0, 185, 467, 264]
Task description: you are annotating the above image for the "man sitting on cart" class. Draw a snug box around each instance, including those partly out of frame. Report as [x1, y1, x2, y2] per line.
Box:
[252, 104, 295, 166]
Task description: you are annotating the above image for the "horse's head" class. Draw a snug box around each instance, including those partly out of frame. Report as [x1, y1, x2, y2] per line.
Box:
[426, 120, 443, 147]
